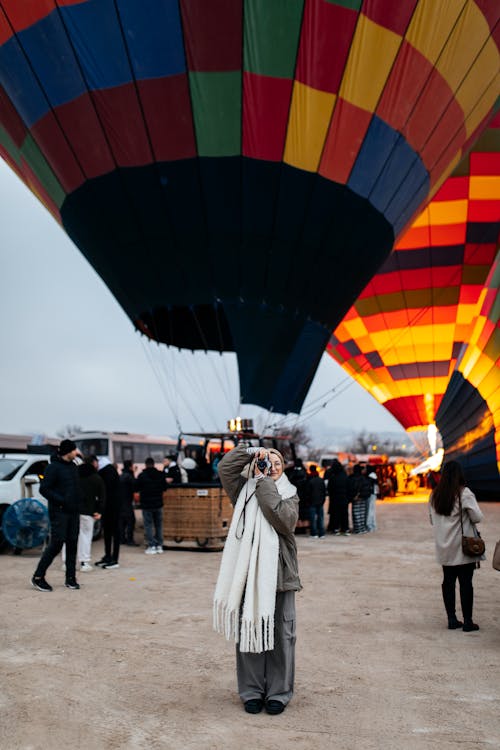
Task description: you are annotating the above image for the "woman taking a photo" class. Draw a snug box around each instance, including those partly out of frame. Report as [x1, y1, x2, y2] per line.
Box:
[213, 444, 301, 715]
[429, 461, 484, 632]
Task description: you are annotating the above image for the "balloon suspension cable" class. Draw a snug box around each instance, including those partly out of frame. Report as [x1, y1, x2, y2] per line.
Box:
[139, 335, 183, 434]
[159, 345, 206, 433]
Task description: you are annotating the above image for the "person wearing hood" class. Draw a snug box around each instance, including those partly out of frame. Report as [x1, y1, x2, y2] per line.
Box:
[213, 444, 301, 716]
[96, 457, 121, 569]
[181, 456, 200, 483]
[32, 439, 83, 591]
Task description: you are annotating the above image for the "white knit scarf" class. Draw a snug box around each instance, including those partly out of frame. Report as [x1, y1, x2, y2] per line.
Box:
[213, 471, 296, 653]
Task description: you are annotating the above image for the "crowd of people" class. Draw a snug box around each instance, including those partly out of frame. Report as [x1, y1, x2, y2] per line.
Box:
[30, 440, 487, 718]
[30, 442, 387, 594]
[31, 441, 198, 591]
[286, 458, 378, 538]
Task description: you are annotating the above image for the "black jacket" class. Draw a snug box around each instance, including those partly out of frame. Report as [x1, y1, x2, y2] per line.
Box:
[78, 463, 106, 516]
[307, 475, 326, 506]
[288, 465, 308, 501]
[136, 467, 167, 509]
[327, 470, 348, 503]
[165, 463, 182, 485]
[347, 473, 372, 501]
[119, 468, 135, 508]
[98, 463, 121, 512]
[40, 454, 82, 515]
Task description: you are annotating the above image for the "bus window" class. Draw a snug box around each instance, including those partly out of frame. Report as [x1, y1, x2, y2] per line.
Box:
[76, 438, 109, 458]
[119, 445, 134, 463]
[149, 446, 166, 463]
[132, 443, 149, 464]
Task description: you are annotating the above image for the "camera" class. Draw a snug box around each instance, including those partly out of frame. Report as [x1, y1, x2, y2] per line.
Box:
[256, 455, 271, 475]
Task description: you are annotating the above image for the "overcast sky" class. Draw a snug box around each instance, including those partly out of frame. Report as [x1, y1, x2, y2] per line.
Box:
[0, 159, 404, 447]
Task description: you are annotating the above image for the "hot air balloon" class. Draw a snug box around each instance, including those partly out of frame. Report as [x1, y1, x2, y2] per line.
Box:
[0, 0, 498, 414]
[436, 249, 499, 498]
[328, 116, 499, 496]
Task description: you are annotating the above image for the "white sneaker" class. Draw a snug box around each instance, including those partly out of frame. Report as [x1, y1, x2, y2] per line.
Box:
[155, 545, 164, 554]
[80, 562, 93, 572]
[145, 546, 157, 555]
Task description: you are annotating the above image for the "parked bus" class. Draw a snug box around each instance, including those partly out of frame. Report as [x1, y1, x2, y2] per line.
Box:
[73, 431, 177, 469]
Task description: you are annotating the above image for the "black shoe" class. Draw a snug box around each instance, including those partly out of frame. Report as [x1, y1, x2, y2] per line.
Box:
[103, 561, 120, 569]
[463, 622, 479, 632]
[31, 576, 52, 592]
[95, 557, 112, 567]
[265, 700, 285, 715]
[448, 616, 464, 629]
[244, 699, 264, 714]
[65, 579, 80, 590]
[126, 541, 140, 547]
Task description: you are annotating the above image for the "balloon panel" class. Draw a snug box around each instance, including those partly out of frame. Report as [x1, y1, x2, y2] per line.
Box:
[435, 250, 500, 498]
[328, 115, 499, 430]
[0, 0, 499, 413]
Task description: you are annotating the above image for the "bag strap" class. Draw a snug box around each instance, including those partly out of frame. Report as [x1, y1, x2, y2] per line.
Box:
[458, 491, 465, 536]
[458, 491, 480, 538]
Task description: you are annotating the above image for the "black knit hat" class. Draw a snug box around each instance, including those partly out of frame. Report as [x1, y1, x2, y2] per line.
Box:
[59, 439, 77, 455]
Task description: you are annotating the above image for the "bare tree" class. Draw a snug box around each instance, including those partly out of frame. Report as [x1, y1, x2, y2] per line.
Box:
[56, 424, 83, 439]
[346, 429, 380, 454]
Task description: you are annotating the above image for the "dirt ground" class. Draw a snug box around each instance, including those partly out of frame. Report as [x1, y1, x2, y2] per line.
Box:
[1, 494, 499, 750]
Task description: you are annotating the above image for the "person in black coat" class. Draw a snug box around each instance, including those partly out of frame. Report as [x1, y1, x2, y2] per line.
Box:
[136, 457, 167, 554]
[120, 460, 138, 546]
[327, 459, 350, 535]
[96, 458, 122, 568]
[306, 465, 326, 538]
[287, 459, 309, 524]
[163, 454, 182, 485]
[347, 464, 372, 534]
[32, 439, 83, 591]
[72, 456, 105, 571]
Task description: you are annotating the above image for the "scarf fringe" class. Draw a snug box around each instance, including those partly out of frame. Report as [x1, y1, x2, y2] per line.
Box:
[213, 601, 274, 653]
[213, 600, 240, 643]
[240, 614, 274, 653]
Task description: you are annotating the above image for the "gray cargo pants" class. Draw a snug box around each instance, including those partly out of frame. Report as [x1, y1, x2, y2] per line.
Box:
[236, 590, 296, 705]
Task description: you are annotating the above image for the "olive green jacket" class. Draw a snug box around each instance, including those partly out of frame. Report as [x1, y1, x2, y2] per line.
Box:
[218, 444, 302, 592]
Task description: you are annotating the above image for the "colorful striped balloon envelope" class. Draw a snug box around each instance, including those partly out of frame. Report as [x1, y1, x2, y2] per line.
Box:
[0, 1, 499, 414]
[328, 116, 499, 494]
[435, 248, 499, 496]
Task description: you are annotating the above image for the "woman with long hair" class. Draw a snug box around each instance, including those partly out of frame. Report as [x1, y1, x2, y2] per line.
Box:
[429, 461, 484, 631]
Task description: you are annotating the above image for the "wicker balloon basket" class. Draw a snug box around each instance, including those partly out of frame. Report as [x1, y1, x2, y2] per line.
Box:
[162, 485, 234, 550]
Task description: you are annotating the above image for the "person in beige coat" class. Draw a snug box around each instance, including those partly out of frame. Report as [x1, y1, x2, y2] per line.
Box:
[213, 443, 301, 715]
[429, 461, 484, 631]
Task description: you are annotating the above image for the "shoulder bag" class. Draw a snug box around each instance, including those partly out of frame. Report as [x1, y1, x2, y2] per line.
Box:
[458, 493, 485, 557]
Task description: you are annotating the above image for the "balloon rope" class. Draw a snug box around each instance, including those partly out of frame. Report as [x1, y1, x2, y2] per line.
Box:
[139, 336, 183, 433]
[160, 346, 206, 432]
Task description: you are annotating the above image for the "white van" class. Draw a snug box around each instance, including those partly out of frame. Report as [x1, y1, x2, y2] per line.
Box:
[0, 453, 50, 551]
